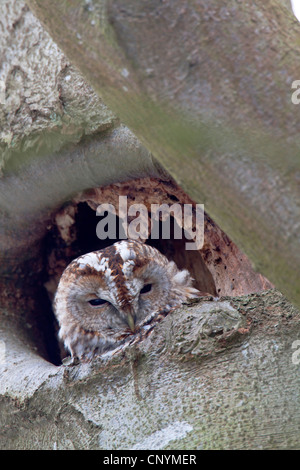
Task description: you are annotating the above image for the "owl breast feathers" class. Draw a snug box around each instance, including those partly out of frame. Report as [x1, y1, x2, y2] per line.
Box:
[54, 239, 200, 360]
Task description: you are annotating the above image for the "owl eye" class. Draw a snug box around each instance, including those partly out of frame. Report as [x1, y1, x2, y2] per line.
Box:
[140, 284, 152, 295]
[88, 298, 108, 307]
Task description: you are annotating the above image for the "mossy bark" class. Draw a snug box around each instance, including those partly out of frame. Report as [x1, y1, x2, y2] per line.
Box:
[1, 1, 300, 450]
[25, 0, 300, 308]
[1, 291, 299, 450]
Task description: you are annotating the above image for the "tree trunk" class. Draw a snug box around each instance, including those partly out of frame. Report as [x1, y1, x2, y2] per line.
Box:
[0, 0, 299, 450]
[1, 290, 300, 450]
[26, 0, 300, 309]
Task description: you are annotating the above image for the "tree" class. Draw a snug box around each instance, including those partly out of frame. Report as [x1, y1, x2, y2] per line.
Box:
[0, 0, 299, 450]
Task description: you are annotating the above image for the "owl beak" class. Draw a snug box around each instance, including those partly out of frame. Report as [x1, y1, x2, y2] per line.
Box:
[126, 313, 136, 333]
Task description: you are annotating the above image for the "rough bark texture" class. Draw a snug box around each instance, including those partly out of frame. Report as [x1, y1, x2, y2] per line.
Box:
[0, 1, 117, 172]
[73, 178, 272, 297]
[0, 0, 300, 450]
[25, 0, 300, 308]
[1, 290, 300, 450]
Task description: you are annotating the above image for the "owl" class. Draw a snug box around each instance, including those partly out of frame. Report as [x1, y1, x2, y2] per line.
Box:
[54, 239, 200, 360]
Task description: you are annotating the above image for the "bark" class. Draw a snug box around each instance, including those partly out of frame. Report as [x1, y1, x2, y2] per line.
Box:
[25, 0, 300, 308]
[0, 1, 162, 361]
[1, 290, 300, 450]
[0, 2, 272, 361]
[0, 0, 300, 450]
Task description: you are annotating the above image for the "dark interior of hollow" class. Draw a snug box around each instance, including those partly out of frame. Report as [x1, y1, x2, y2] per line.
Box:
[74, 202, 216, 293]
[40, 201, 217, 365]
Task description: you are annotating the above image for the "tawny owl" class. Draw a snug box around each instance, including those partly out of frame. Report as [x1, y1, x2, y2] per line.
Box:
[54, 239, 200, 360]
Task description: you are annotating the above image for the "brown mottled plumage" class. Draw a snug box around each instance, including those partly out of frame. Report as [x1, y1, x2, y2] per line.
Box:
[54, 239, 200, 360]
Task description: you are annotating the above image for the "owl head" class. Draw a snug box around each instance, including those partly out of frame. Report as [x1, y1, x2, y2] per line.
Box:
[54, 239, 199, 360]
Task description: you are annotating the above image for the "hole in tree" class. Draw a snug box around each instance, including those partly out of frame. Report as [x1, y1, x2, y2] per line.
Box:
[42, 201, 217, 363]
[42, 203, 125, 364]
[33, 177, 273, 365]
[147, 216, 216, 295]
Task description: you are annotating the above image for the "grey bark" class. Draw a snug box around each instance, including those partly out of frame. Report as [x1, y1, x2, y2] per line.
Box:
[25, 0, 300, 309]
[0, 0, 300, 450]
[0, 1, 164, 270]
[1, 285, 298, 448]
[1, 290, 300, 450]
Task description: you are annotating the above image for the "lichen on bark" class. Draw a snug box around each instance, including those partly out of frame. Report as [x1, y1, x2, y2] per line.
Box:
[1, 0, 300, 450]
